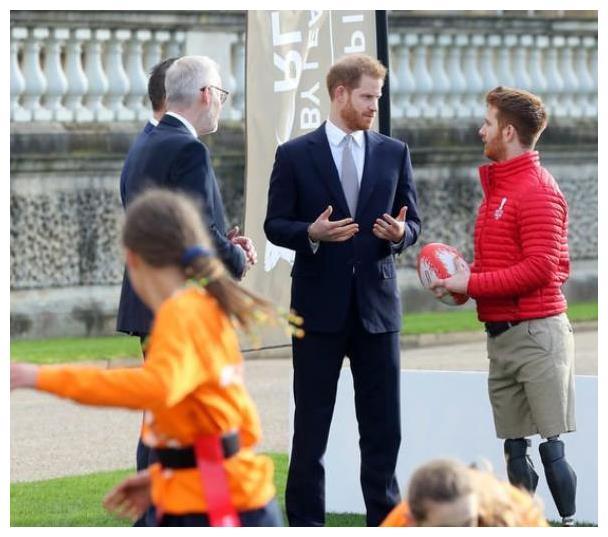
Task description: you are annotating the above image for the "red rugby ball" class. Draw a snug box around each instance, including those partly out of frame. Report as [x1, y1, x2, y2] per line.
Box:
[417, 243, 470, 306]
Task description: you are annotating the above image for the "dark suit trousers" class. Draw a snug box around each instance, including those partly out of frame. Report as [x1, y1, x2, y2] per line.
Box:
[286, 282, 401, 527]
[133, 336, 158, 527]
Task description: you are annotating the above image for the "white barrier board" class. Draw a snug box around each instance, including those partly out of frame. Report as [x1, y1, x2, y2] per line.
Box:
[289, 369, 597, 524]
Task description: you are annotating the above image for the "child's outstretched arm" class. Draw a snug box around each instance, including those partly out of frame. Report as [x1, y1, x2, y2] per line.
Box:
[11, 360, 170, 410]
[10, 308, 209, 411]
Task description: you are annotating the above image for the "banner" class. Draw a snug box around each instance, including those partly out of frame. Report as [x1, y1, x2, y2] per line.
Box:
[243, 10, 379, 349]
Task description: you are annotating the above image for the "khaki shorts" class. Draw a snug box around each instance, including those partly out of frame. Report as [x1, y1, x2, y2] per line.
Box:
[486, 313, 576, 439]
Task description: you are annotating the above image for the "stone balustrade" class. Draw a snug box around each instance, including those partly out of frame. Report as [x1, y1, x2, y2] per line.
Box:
[11, 11, 597, 123]
[10, 11, 246, 122]
[388, 15, 597, 119]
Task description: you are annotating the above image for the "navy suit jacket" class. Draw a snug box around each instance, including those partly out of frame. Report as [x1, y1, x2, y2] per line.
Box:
[116, 115, 245, 336]
[264, 123, 421, 334]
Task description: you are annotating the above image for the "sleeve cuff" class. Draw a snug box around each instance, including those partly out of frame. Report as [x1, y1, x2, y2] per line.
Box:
[390, 228, 408, 254]
[467, 273, 479, 297]
[307, 224, 319, 254]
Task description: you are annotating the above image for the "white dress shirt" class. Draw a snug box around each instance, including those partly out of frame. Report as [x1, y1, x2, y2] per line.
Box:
[165, 111, 197, 138]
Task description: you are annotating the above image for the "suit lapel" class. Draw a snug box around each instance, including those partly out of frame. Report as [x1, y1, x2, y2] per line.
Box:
[308, 123, 351, 216]
[356, 130, 383, 218]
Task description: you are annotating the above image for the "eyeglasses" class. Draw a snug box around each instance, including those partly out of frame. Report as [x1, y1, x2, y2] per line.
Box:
[200, 85, 230, 104]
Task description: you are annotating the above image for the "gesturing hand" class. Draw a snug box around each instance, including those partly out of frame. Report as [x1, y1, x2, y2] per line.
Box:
[228, 226, 258, 272]
[308, 205, 359, 242]
[227, 226, 240, 241]
[239, 239, 258, 267]
[103, 470, 152, 522]
[373, 206, 407, 243]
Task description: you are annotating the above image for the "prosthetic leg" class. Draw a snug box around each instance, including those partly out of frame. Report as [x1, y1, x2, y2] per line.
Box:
[539, 437, 577, 526]
[504, 438, 539, 493]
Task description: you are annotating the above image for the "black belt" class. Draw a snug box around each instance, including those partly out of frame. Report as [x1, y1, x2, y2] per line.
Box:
[485, 321, 521, 338]
[154, 432, 240, 469]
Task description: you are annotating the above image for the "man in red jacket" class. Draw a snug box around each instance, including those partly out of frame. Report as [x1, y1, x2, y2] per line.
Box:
[431, 87, 577, 526]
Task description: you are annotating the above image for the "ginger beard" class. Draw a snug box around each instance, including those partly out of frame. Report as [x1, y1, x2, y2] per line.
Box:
[480, 106, 508, 162]
[482, 128, 507, 162]
[340, 92, 375, 132]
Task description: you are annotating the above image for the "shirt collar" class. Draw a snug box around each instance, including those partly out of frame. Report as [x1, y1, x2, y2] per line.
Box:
[325, 118, 364, 148]
[166, 111, 198, 138]
[149, 117, 159, 127]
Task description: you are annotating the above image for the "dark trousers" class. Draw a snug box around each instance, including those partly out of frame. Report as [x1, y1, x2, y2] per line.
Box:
[133, 335, 157, 527]
[286, 286, 401, 526]
[159, 498, 284, 527]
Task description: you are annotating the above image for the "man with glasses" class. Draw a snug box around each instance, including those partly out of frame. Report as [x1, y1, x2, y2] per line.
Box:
[206, 84, 230, 104]
[122, 55, 257, 284]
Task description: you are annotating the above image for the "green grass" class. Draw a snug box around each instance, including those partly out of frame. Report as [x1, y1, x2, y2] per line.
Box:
[11, 468, 133, 527]
[402, 300, 598, 335]
[10, 335, 143, 364]
[10, 301, 597, 364]
[566, 300, 599, 322]
[403, 309, 482, 334]
[10, 453, 365, 527]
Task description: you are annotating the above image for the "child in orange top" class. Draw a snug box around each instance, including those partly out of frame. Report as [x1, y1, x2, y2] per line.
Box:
[11, 189, 289, 527]
[380, 459, 548, 527]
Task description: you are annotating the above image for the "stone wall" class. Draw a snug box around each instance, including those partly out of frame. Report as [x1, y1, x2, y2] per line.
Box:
[10, 118, 597, 338]
[10, 122, 246, 292]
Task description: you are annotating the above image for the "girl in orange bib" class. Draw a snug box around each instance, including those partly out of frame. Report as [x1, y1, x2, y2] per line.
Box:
[11, 189, 292, 527]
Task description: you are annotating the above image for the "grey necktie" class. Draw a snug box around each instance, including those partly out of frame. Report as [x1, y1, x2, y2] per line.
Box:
[341, 134, 359, 217]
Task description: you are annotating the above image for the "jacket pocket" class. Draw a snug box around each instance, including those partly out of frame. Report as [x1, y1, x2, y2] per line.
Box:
[380, 261, 396, 280]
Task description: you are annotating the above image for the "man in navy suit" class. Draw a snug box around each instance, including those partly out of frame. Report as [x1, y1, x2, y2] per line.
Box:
[117, 55, 256, 342]
[117, 57, 176, 341]
[116, 55, 256, 525]
[264, 54, 421, 527]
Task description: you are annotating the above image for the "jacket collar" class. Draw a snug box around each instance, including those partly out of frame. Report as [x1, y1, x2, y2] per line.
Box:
[479, 150, 540, 192]
[161, 112, 198, 138]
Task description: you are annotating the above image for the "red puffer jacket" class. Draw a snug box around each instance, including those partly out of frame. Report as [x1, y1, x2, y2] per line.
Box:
[467, 151, 570, 322]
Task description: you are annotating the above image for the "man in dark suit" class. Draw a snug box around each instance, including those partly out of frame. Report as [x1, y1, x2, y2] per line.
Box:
[117, 57, 176, 341]
[264, 54, 421, 527]
[117, 55, 256, 341]
[116, 55, 256, 525]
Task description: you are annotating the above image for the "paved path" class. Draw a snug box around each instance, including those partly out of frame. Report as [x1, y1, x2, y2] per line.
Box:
[10, 330, 597, 483]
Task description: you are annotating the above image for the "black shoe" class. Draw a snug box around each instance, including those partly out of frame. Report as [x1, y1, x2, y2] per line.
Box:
[562, 516, 575, 527]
